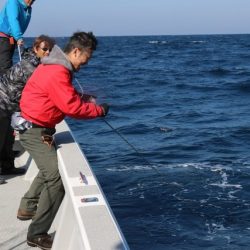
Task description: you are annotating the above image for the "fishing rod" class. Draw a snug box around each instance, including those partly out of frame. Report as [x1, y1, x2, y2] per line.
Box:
[74, 77, 160, 174]
[74, 78, 84, 98]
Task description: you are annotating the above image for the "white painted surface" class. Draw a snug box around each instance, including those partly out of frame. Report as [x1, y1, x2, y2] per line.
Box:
[0, 120, 129, 250]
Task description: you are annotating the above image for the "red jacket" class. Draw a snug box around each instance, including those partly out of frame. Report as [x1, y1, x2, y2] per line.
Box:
[20, 46, 104, 128]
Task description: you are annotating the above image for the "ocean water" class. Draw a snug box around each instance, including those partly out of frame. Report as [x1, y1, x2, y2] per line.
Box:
[24, 34, 250, 249]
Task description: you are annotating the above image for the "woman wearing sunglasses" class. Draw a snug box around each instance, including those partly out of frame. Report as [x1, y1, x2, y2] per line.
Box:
[0, 35, 55, 184]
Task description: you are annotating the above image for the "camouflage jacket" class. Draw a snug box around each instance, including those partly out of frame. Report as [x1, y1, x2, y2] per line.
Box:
[0, 48, 40, 117]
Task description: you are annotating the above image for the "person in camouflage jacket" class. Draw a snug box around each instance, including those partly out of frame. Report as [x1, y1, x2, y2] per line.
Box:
[0, 35, 55, 182]
[0, 48, 39, 117]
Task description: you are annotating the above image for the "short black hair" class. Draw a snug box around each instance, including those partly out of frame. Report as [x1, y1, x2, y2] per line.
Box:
[64, 31, 98, 54]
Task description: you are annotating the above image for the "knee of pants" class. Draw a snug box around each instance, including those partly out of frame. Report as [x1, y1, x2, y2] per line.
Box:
[43, 170, 63, 188]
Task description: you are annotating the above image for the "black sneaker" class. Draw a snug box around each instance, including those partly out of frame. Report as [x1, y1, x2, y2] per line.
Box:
[27, 234, 53, 250]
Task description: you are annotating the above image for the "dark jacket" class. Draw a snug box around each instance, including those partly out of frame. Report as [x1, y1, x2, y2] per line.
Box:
[0, 48, 40, 117]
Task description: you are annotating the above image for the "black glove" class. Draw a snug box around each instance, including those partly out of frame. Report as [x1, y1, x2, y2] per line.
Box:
[81, 93, 97, 103]
[100, 103, 109, 116]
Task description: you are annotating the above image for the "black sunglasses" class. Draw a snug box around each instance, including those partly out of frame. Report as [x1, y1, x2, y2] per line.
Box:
[40, 47, 51, 52]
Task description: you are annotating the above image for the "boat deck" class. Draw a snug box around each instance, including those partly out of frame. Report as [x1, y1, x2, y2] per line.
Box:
[0, 150, 35, 250]
[0, 140, 57, 249]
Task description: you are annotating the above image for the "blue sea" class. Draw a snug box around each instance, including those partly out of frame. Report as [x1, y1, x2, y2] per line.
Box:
[23, 34, 250, 249]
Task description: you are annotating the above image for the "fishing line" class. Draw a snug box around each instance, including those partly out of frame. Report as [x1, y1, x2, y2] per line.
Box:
[74, 78, 84, 98]
[17, 45, 22, 61]
[102, 118, 161, 175]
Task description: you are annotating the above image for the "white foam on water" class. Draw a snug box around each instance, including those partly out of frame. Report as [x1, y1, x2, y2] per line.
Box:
[192, 40, 206, 43]
[168, 162, 231, 171]
[205, 221, 228, 238]
[148, 40, 169, 44]
[209, 183, 242, 189]
[106, 164, 155, 172]
[209, 170, 242, 189]
[169, 182, 183, 187]
[228, 190, 241, 199]
[159, 127, 173, 132]
[106, 161, 238, 173]
[149, 40, 160, 44]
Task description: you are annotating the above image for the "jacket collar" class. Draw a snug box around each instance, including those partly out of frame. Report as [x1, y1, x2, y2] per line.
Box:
[18, 0, 29, 8]
[41, 45, 73, 72]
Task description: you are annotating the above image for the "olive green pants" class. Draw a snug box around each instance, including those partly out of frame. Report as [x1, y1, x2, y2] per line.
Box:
[19, 128, 65, 238]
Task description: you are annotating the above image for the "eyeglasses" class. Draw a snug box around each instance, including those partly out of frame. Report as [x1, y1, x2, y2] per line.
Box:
[40, 47, 51, 52]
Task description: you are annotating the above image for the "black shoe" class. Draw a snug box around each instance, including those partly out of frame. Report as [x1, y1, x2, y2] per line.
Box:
[1, 167, 26, 175]
[14, 150, 21, 157]
[27, 234, 53, 250]
[0, 177, 5, 184]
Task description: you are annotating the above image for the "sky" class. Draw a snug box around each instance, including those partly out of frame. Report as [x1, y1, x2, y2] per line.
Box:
[0, 0, 249, 37]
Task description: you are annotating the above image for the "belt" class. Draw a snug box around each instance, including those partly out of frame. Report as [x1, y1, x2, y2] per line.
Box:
[32, 123, 56, 136]
[0, 32, 15, 44]
[32, 123, 46, 128]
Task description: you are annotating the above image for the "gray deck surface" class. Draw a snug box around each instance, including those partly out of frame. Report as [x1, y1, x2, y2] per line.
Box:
[0, 167, 31, 250]
[0, 139, 36, 250]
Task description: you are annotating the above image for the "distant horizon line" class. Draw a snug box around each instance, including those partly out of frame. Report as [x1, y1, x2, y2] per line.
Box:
[24, 32, 250, 38]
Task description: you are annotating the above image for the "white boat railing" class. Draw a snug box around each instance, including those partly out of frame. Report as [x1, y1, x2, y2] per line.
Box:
[24, 120, 130, 250]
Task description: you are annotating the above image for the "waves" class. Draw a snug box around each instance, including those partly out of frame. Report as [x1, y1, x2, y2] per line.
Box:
[207, 67, 231, 76]
[104, 160, 250, 249]
[148, 39, 206, 46]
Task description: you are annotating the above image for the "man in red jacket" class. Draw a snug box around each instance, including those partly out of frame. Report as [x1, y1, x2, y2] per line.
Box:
[17, 31, 109, 250]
